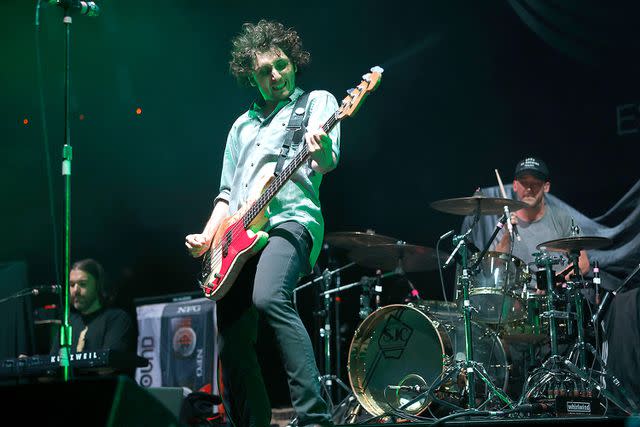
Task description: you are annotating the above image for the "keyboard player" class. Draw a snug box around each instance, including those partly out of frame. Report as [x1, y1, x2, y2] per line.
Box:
[46, 259, 137, 378]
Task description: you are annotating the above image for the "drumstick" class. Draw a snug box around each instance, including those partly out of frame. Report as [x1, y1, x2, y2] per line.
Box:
[495, 169, 507, 198]
[495, 169, 521, 241]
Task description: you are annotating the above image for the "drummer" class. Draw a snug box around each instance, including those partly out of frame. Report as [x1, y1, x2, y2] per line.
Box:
[493, 157, 590, 291]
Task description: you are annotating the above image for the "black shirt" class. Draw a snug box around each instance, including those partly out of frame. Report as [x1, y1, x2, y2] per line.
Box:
[51, 307, 136, 354]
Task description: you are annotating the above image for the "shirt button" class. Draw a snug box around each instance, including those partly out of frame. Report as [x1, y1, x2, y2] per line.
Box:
[250, 163, 254, 167]
[257, 142, 260, 146]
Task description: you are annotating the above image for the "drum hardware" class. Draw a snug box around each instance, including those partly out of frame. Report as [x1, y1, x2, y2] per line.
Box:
[399, 235, 513, 414]
[347, 304, 511, 419]
[309, 268, 402, 423]
[461, 251, 531, 325]
[317, 267, 353, 415]
[348, 242, 447, 273]
[347, 241, 448, 308]
[324, 230, 399, 251]
[294, 260, 357, 419]
[294, 261, 356, 306]
[429, 195, 528, 217]
[592, 260, 640, 326]
[357, 275, 381, 320]
[517, 239, 638, 415]
[422, 199, 516, 414]
[412, 225, 515, 411]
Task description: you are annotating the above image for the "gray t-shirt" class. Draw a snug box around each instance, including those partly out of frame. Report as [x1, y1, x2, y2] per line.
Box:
[490, 203, 573, 289]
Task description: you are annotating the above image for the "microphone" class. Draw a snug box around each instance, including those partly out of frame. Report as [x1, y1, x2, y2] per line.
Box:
[387, 384, 426, 393]
[439, 229, 454, 241]
[31, 285, 62, 295]
[443, 238, 463, 269]
[48, 0, 100, 17]
[503, 205, 521, 242]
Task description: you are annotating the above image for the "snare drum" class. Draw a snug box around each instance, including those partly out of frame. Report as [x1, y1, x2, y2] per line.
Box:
[347, 304, 510, 417]
[463, 251, 531, 324]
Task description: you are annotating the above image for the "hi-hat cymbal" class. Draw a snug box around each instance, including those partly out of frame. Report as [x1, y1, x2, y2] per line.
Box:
[348, 243, 447, 272]
[430, 195, 529, 216]
[324, 231, 399, 251]
[537, 236, 612, 252]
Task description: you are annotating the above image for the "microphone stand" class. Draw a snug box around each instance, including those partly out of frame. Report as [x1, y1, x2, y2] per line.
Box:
[469, 212, 508, 271]
[592, 261, 640, 326]
[45, 0, 100, 385]
[58, 5, 74, 383]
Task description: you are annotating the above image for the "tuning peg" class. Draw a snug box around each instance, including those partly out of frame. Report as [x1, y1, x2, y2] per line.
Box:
[346, 88, 355, 95]
[362, 73, 370, 82]
[370, 65, 384, 73]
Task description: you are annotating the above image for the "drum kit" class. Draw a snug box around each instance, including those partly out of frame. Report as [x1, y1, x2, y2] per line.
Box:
[298, 194, 638, 423]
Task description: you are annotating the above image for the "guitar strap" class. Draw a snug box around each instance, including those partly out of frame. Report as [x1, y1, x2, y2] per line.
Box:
[274, 91, 311, 177]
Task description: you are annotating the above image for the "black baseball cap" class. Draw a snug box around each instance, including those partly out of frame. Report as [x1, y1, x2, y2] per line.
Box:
[514, 157, 549, 181]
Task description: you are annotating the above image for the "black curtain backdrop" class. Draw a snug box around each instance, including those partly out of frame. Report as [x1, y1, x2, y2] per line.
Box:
[2, 0, 639, 407]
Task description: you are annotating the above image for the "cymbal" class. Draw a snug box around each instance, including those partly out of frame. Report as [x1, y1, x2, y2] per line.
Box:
[324, 231, 398, 250]
[348, 243, 447, 272]
[537, 236, 612, 252]
[430, 195, 529, 216]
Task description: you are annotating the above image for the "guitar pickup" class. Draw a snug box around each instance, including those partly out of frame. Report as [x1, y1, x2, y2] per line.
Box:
[214, 273, 221, 279]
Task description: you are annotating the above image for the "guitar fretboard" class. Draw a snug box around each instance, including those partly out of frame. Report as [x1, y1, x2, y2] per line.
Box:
[242, 112, 339, 228]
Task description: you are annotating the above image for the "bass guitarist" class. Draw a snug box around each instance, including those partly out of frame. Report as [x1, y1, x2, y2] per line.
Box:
[185, 19, 339, 427]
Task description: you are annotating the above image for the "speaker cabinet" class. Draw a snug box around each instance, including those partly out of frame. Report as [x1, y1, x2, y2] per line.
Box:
[0, 375, 179, 426]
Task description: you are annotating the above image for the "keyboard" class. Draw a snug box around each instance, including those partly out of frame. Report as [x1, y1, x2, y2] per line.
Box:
[0, 349, 149, 378]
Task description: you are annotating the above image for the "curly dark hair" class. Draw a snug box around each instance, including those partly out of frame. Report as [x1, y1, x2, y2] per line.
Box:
[229, 19, 311, 87]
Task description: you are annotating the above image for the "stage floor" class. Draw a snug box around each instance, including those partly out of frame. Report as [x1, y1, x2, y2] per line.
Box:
[334, 415, 632, 426]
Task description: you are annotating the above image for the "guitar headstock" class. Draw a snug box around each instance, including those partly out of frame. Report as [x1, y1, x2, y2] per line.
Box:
[336, 66, 383, 120]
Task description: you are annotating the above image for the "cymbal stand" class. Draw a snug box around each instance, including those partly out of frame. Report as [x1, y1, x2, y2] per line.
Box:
[564, 249, 587, 369]
[317, 269, 352, 408]
[290, 263, 357, 427]
[397, 217, 514, 417]
[293, 262, 356, 307]
[517, 252, 638, 415]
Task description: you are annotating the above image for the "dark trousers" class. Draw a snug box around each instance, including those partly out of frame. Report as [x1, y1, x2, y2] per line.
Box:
[217, 221, 332, 427]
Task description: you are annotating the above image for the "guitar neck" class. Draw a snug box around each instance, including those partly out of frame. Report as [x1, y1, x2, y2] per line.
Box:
[242, 113, 340, 228]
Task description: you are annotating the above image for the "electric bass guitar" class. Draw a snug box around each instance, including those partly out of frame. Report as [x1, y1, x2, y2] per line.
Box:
[199, 66, 383, 301]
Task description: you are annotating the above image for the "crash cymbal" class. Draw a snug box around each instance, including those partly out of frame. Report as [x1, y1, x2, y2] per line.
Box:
[537, 236, 612, 252]
[430, 195, 529, 216]
[348, 243, 447, 273]
[324, 231, 398, 250]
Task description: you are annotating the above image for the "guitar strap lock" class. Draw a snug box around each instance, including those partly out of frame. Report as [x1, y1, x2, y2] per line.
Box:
[274, 91, 311, 177]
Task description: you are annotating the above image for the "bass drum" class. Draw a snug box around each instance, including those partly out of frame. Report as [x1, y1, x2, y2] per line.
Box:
[347, 304, 510, 417]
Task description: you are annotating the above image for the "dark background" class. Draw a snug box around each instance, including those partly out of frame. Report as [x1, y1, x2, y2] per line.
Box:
[2, 0, 640, 407]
